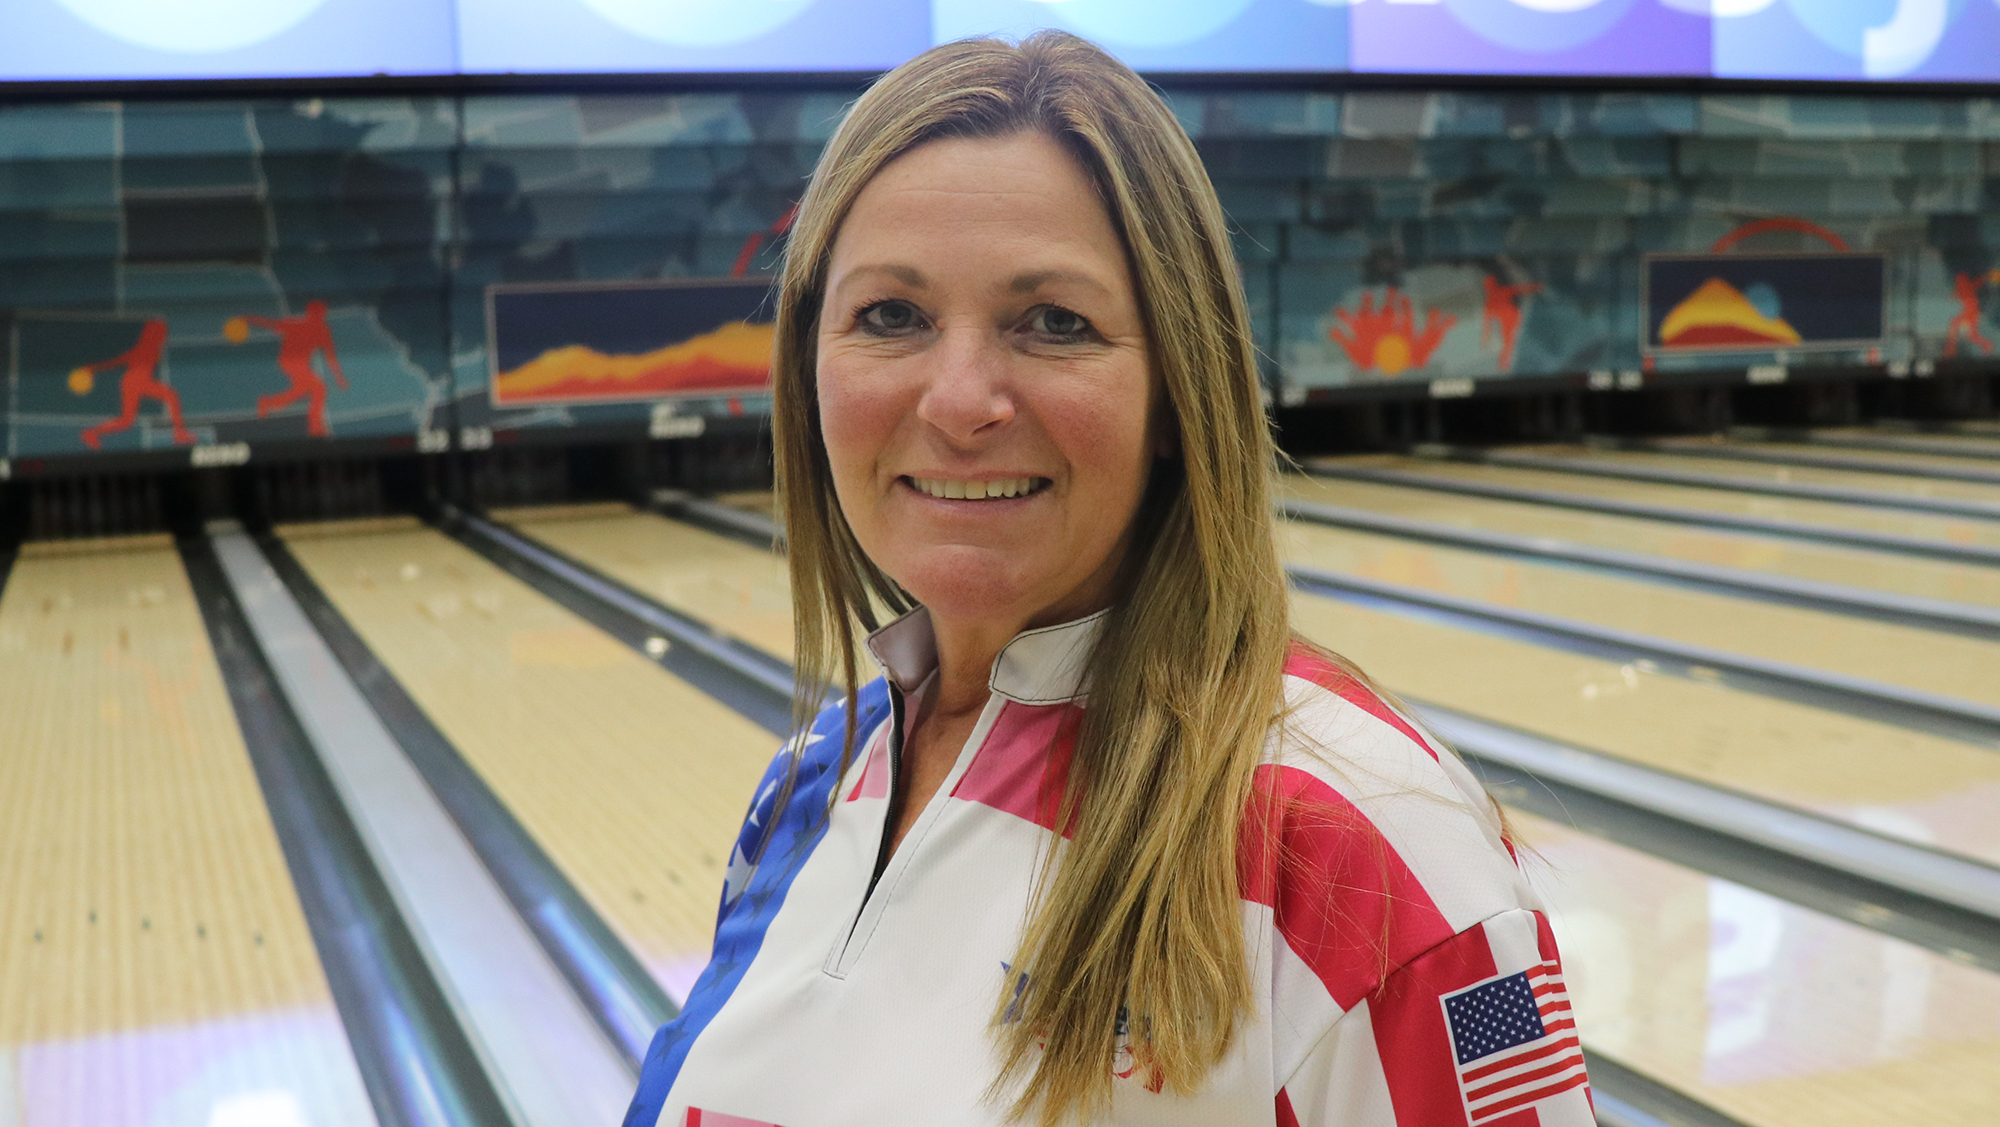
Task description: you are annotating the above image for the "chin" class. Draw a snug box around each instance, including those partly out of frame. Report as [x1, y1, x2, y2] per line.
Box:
[889, 551, 1043, 624]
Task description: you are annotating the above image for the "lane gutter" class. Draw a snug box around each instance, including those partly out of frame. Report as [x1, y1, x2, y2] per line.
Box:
[179, 533, 516, 1127]
[1304, 462, 2000, 568]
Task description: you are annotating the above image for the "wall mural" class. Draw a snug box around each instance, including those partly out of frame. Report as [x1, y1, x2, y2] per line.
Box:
[1, 88, 1998, 474]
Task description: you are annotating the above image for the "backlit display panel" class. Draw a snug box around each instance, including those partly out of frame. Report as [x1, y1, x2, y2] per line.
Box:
[1349, 0, 1711, 78]
[0, 0, 454, 80]
[4, 2, 1998, 90]
[455, 0, 930, 75]
[932, 0, 1348, 72]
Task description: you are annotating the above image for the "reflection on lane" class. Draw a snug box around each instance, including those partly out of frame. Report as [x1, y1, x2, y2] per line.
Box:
[1524, 812, 2000, 1127]
[0, 537, 375, 1127]
[1279, 473, 2000, 612]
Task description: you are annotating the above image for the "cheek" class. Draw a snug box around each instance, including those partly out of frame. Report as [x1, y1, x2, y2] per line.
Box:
[1044, 373, 1155, 504]
[815, 353, 901, 482]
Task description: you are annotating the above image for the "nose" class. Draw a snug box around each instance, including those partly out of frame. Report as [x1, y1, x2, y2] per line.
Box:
[914, 324, 1014, 443]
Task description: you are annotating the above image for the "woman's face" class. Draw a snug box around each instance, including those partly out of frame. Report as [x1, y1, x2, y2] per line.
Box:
[817, 130, 1159, 635]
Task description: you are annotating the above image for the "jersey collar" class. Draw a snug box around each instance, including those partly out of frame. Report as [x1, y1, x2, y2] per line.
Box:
[865, 606, 1108, 706]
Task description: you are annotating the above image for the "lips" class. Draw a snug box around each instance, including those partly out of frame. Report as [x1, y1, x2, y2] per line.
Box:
[905, 476, 1048, 501]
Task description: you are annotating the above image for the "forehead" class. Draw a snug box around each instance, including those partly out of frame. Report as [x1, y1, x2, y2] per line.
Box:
[829, 131, 1126, 268]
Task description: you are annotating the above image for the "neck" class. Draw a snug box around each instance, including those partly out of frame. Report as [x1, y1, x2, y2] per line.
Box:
[925, 613, 1021, 719]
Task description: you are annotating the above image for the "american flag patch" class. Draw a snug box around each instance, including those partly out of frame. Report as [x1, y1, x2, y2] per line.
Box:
[1441, 959, 1586, 1123]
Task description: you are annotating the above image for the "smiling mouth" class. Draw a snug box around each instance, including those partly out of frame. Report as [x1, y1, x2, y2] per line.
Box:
[905, 476, 1049, 501]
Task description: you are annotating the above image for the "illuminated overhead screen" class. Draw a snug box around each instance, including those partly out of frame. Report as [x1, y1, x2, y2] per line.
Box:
[0, 0, 455, 80]
[456, 0, 930, 75]
[3, 0, 1998, 82]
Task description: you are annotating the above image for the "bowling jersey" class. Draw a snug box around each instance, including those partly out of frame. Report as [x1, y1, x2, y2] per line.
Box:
[625, 608, 1593, 1127]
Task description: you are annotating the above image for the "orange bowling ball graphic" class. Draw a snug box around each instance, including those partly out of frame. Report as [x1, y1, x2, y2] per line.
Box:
[68, 366, 94, 395]
[224, 316, 251, 343]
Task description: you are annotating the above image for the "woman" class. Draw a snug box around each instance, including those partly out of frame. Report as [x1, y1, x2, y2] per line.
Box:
[627, 32, 1588, 1127]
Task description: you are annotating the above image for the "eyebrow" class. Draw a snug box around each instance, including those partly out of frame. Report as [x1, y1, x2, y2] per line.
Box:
[1009, 269, 1113, 297]
[833, 264, 925, 291]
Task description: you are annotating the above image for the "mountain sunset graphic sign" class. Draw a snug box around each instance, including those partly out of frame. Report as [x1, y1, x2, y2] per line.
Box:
[1643, 253, 1885, 355]
[487, 278, 776, 407]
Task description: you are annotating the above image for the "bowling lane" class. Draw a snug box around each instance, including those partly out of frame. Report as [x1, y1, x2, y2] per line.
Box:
[495, 502, 794, 659]
[1278, 472, 2000, 613]
[1502, 443, 2000, 507]
[277, 517, 776, 1002]
[0, 537, 376, 1124]
[1310, 455, 2000, 551]
[518, 503, 2000, 869]
[709, 491, 779, 521]
[1279, 518, 2000, 710]
[1521, 811, 2000, 1127]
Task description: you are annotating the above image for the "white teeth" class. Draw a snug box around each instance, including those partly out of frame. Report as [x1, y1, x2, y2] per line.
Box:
[912, 476, 1040, 501]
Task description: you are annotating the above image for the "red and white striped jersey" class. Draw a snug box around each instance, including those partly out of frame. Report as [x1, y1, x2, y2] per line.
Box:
[625, 608, 1592, 1127]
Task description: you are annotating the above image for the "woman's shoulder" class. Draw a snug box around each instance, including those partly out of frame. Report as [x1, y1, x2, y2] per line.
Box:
[1245, 643, 1539, 977]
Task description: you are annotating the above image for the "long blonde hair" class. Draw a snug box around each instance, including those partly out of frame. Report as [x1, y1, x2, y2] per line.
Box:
[772, 32, 1291, 1124]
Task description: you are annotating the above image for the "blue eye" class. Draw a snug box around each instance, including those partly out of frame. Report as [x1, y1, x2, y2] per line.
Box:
[859, 301, 920, 333]
[1031, 306, 1090, 338]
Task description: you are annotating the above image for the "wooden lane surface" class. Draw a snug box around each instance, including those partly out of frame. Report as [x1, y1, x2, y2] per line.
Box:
[1280, 518, 2000, 711]
[524, 503, 2000, 869]
[493, 502, 794, 659]
[1279, 473, 2000, 613]
[1506, 444, 2000, 507]
[710, 492, 779, 521]
[1519, 810, 2000, 1127]
[1326, 455, 2000, 551]
[0, 536, 373, 1119]
[277, 518, 776, 999]
[535, 501, 2000, 1121]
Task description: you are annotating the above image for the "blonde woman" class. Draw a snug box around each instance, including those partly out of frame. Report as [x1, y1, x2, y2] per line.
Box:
[626, 32, 1590, 1127]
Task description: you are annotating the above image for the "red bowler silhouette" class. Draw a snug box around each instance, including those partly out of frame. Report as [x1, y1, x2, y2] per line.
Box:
[78, 318, 196, 450]
[1481, 276, 1542, 373]
[229, 300, 347, 436]
[1944, 272, 1993, 358]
